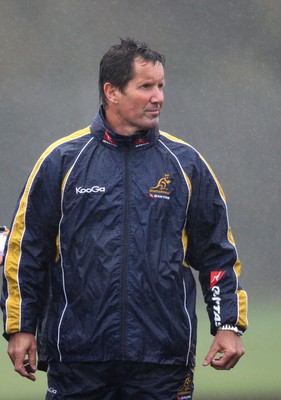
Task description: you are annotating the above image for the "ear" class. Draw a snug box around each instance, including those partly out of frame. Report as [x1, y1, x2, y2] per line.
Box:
[103, 83, 120, 105]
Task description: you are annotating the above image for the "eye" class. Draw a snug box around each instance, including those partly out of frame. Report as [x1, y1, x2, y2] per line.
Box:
[141, 83, 152, 89]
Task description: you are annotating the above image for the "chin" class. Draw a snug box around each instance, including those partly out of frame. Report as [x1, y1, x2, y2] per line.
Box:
[144, 119, 160, 130]
[133, 117, 160, 132]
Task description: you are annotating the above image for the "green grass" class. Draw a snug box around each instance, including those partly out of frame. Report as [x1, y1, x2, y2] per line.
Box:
[194, 297, 281, 399]
[0, 299, 280, 399]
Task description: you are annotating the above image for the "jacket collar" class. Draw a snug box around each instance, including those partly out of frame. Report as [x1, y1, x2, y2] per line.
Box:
[90, 106, 159, 148]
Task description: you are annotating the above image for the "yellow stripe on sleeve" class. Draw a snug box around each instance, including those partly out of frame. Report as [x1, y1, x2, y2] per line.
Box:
[236, 289, 248, 329]
[4, 127, 91, 334]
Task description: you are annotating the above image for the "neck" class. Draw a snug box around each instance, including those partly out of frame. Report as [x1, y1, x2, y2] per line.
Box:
[104, 109, 138, 136]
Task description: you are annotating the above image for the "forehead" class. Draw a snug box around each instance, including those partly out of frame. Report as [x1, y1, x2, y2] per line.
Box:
[131, 57, 165, 81]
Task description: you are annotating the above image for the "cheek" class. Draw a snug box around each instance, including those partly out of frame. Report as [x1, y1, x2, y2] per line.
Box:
[121, 95, 148, 117]
[136, 96, 150, 111]
[128, 99, 146, 115]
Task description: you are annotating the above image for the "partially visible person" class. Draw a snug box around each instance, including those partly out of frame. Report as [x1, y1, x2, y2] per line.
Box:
[0, 226, 8, 265]
[1, 38, 248, 400]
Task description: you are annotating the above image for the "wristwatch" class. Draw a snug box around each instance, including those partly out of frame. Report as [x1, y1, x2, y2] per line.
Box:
[217, 324, 243, 336]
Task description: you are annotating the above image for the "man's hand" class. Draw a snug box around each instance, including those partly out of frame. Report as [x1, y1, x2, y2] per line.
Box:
[8, 332, 37, 381]
[203, 330, 245, 370]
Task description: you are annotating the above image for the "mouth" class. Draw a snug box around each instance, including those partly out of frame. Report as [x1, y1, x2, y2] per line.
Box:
[146, 109, 160, 116]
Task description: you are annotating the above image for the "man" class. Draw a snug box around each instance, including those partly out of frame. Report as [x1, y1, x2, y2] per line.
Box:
[1, 38, 248, 400]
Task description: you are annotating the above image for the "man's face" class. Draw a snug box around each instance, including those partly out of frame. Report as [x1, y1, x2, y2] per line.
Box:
[109, 58, 165, 135]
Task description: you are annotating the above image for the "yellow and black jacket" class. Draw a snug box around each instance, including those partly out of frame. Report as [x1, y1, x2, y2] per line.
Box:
[1, 107, 248, 369]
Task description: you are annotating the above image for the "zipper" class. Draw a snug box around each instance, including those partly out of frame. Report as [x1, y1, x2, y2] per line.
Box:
[120, 145, 131, 359]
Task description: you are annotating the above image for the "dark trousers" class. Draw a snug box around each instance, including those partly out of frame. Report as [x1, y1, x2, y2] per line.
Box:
[46, 361, 194, 400]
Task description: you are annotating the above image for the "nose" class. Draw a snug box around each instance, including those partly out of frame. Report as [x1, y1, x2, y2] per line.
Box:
[151, 87, 164, 104]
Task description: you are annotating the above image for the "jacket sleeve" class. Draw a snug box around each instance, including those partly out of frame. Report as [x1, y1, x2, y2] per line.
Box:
[185, 155, 248, 335]
[1, 148, 62, 338]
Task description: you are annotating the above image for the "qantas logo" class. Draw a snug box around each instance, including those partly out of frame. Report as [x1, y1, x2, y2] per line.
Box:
[212, 285, 222, 327]
[135, 137, 149, 147]
[210, 270, 226, 288]
[75, 186, 105, 194]
[103, 130, 117, 146]
[210, 271, 226, 327]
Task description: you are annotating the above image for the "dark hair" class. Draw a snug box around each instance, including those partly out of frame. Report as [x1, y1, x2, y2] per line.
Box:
[99, 38, 165, 107]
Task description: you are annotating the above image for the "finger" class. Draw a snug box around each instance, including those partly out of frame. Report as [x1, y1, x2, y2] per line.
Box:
[24, 362, 37, 381]
[28, 347, 37, 372]
[24, 348, 37, 381]
[202, 347, 220, 366]
[8, 350, 37, 381]
[14, 359, 31, 378]
[24, 362, 35, 374]
[14, 360, 36, 381]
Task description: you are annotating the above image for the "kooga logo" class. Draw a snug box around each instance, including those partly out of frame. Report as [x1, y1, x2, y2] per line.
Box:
[76, 186, 105, 194]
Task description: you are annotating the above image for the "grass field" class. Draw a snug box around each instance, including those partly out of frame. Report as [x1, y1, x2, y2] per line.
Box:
[0, 298, 280, 400]
[194, 297, 281, 399]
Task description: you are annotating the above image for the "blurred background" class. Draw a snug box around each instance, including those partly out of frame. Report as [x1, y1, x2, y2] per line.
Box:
[0, 1, 280, 399]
